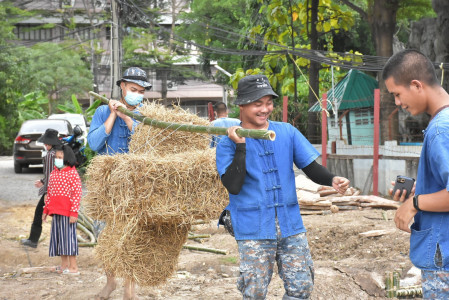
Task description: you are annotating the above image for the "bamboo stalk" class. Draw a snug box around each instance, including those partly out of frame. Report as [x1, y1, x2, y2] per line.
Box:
[187, 234, 211, 239]
[182, 245, 228, 255]
[89, 91, 276, 141]
[77, 222, 96, 243]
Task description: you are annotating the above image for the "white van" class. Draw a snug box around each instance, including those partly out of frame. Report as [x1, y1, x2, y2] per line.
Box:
[48, 113, 88, 144]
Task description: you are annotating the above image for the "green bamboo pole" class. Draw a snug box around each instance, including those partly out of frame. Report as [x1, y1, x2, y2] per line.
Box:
[183, 245, 228, 255]
[89, 91, 276, 141]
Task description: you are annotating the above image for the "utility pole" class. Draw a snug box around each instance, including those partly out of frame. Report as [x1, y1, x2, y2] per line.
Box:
[111, 0, 121, 99]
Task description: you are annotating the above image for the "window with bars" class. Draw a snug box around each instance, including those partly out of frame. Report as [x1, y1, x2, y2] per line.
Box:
[354, 110, 374, 126]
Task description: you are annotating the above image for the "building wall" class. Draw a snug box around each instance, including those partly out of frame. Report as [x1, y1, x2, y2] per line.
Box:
[327, 109, 375, 146]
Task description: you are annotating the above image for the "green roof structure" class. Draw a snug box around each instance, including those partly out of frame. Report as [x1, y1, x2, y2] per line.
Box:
[309, 69, 378, 113]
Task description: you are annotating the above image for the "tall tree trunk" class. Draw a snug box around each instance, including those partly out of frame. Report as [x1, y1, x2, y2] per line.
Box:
[161, 68, 168, 100]
[370, 0, 399, 143]
[432, 0, 449, 91]
[307, 0, 320, 143]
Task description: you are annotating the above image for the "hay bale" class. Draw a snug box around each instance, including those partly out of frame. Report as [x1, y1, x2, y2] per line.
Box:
[84, 102, 229, 286]
[95, 221, 189, 286]
[84, 149, 228, 225]
[129, 102, 211, 156]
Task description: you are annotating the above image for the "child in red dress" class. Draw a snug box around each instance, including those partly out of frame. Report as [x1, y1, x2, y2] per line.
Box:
[43, 144, 82, 275]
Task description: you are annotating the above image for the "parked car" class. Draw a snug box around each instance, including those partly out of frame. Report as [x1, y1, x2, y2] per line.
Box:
[13, 119, 73, 173]
[48, 113, 88, 144]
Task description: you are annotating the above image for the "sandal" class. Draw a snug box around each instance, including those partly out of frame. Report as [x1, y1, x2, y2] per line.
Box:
[62, 268, 80, 275]
[50, 266, 63, 273]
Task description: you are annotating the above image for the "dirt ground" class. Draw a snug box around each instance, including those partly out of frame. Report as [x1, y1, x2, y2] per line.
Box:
[0, 204, 417, 300]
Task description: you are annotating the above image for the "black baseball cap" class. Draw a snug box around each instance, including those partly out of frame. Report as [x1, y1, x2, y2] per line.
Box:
[234, 75, 278, 105]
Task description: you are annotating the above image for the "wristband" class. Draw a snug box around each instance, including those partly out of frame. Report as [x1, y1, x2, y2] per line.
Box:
[413, 195, 421, 211]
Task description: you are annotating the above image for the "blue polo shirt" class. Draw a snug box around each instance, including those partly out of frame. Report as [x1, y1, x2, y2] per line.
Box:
[411, 107, 449, 271]
[87, 104, 139, 154]
[216, 121, 319, 240]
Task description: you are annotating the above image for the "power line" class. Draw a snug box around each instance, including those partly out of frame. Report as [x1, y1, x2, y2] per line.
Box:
[118, 0, 449, 72]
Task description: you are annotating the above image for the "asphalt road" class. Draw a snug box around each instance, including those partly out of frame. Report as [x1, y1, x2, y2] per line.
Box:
[0, 156, 43, 207]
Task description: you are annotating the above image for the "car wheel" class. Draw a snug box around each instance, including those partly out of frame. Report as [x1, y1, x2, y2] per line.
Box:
[14, 162, 22, 174]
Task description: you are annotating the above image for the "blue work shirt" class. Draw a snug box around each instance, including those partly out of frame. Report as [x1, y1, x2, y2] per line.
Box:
[210, 117, 241, 148]
[216, 121, 319, 240]
[412, 107, 449, 271]
[87, 104, 139, 154]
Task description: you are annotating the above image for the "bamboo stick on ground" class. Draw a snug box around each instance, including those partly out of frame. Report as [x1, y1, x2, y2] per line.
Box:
[183, 245, 228, 255]
[188, 234, 211, 239]
[77, 222, 96, 243]
[89, 91, 276, 141]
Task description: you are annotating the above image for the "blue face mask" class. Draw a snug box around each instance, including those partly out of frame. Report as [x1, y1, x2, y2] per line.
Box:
[55, 158, 64, 169]
[124, 91, 144, 106]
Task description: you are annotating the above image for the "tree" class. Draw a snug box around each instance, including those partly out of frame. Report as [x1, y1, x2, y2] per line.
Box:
[27, 42, 93, 114]
[121, 0, 203, 100]
[235, 0, 354, 139]
[338, 0, 434, 143]
[0, 2, 31, 154]
[178, 0, 266, 81]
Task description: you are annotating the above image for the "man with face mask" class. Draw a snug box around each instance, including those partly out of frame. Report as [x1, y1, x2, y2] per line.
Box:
[88, 67, 152, 154]
[87, 67, 151, 300]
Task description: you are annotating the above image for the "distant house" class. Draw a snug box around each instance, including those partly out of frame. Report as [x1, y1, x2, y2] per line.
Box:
[12, 0, 225, 118]
[309, 69, 379, 145]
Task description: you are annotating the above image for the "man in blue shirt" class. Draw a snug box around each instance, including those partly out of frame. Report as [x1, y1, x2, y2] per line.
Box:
[384, 49, 449, 298]
[216, 74, 349, 299]
[88, 67, 151, 300]
[88, 67, 151, 155]
[210, 101, 240, 148]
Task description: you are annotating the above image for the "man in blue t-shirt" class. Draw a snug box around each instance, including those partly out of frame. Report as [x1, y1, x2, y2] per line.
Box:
[210, 101, 240, 148]
[216, 74, 350, 299]
[383, 50, 449, 298]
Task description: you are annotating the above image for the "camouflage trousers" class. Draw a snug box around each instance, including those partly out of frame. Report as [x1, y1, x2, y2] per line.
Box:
[236, 221, 314, 300]
[421, 269, 449, 299]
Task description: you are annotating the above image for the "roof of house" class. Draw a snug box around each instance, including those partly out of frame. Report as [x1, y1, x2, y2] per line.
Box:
[309, 69, 378, 113]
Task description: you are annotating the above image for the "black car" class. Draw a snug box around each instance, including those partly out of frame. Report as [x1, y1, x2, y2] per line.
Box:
[13, 119, 73, 173]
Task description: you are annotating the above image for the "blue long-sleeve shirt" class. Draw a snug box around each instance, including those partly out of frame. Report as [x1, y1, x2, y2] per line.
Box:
[87, 105, 139, 154]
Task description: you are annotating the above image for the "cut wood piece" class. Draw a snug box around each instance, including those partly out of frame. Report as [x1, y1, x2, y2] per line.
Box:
[319, 189, 338, 197]
[336, 205, 362, 210]
[352, 188, 361, 196]
[330, 205, 339, 213]
[17, 266, 57, 275]
[320, 195, 400, 209]
[317, 185, 334, 191]
[333, 201, 360, 206]
[300, 205, 332, 210]
[295, 174, 322, 192]
[300, 210, 331, 215]
[297, 190, 321, 202]
[298, 200, 332, 206]
[359, 229, 396, 237]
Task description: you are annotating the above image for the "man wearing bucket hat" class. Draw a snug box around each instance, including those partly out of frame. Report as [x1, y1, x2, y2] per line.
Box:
[88, 67, 152, 155]
[21, 129, 62, 249]
[216, 74, 350, 299]
[88, 67, 151, 300]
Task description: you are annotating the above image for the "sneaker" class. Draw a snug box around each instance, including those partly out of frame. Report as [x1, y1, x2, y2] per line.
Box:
[20, 239, 38, 248]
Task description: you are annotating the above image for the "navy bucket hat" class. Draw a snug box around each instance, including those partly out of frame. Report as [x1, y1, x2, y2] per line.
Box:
[234, 75, 278, 105]
[116, 67, 152, 90]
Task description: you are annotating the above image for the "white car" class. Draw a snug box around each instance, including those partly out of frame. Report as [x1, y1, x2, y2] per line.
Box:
[48, 113, 88, 145]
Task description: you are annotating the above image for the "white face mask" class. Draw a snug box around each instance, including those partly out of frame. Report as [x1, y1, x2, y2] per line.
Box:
[54, 158, 64, 169]
[124, 91, 144, 106]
